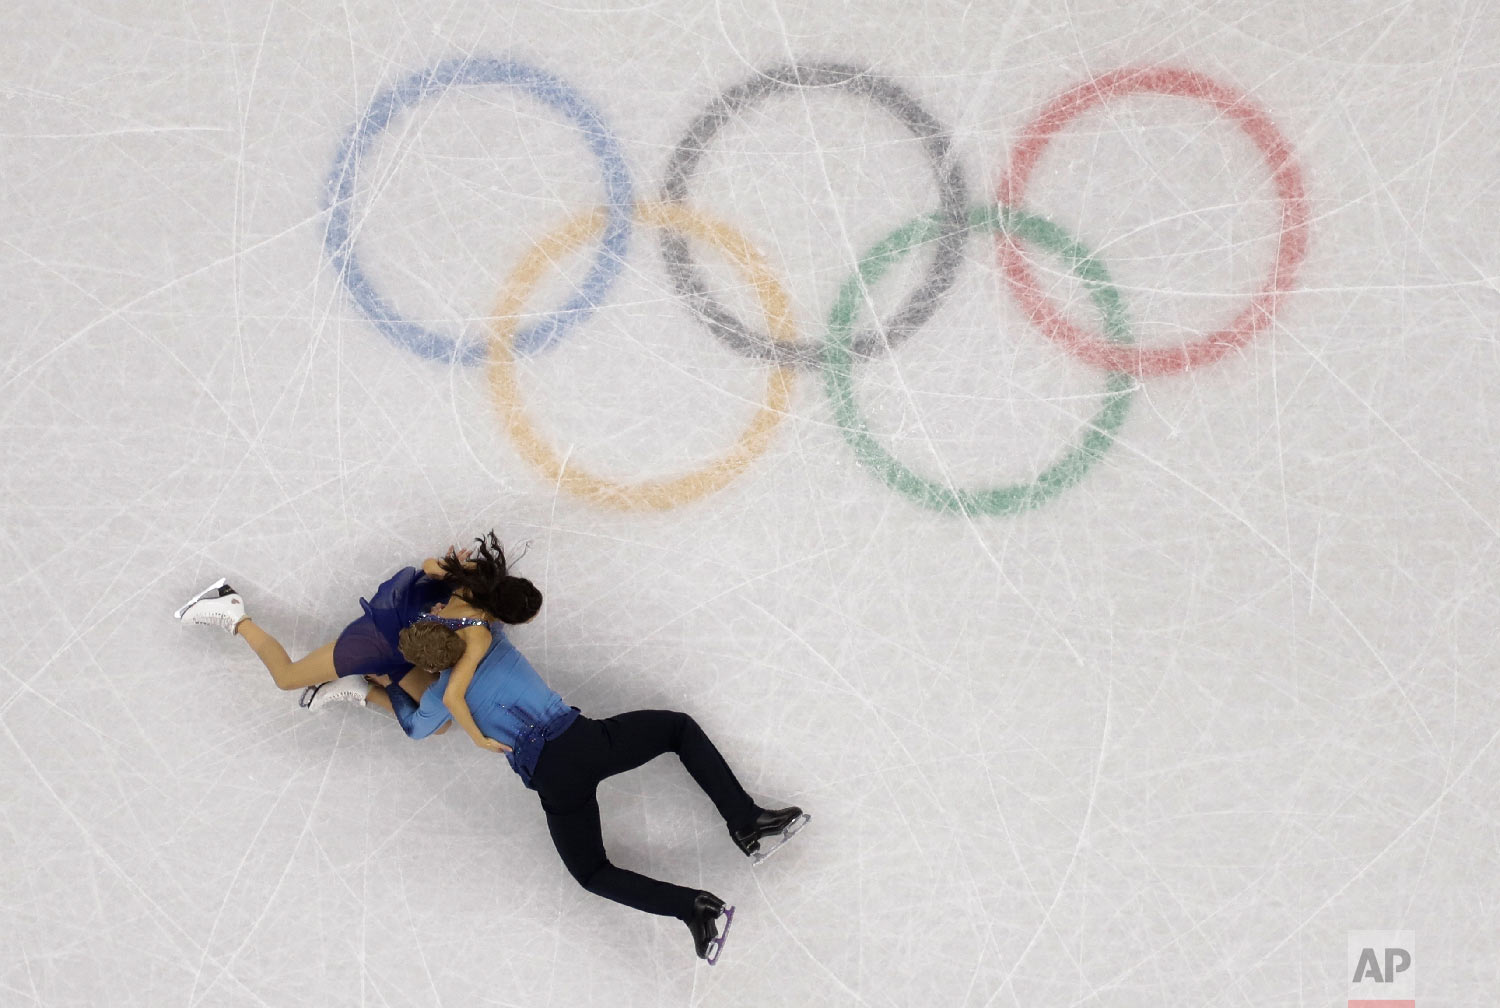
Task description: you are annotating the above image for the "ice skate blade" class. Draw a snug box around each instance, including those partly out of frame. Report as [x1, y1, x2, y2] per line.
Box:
[749, 812, 810, 866]
[173, 577, 228, 620]
[703, 904, 734, 966]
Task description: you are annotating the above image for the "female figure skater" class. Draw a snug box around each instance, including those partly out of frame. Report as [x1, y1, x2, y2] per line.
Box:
[171, 542, 477, 710]
[173, 533, 807, 962]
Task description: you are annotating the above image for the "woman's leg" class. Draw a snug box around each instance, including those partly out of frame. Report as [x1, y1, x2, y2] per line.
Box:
[364, 674, 451, 735]
[595, 711, 759, 833]
[235, 620, 337, 691]
[395, 668, 437, 701]
[364, 683, 395, 716]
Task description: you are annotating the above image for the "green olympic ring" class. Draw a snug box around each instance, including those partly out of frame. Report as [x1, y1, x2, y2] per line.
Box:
[822, 206, 1137, 516]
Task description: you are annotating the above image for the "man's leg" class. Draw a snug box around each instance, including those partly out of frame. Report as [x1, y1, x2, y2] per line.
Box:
[544, 795, 700, 920]
[595, 710, 759, 833]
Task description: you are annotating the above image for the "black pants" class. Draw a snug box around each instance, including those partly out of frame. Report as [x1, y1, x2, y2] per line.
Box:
[529, 711, 759, 921]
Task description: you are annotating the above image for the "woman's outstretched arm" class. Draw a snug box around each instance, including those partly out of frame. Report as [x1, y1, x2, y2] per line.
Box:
[441, 625, 511, 753]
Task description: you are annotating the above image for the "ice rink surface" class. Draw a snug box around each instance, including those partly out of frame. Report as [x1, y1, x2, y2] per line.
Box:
[4, 1, 1499, 1005]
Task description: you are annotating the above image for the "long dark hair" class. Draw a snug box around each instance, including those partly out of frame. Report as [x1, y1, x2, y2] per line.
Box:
[438, 531, 541, 625]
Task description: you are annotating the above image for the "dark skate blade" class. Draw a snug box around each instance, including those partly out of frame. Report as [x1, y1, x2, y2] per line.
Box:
[750, 813, 810, 865]
[173, 577, 228, 620]
[704, 905, 734, 966]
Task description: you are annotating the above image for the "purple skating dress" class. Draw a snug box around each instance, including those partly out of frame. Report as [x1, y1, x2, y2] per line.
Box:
[332, 566, 452, 681]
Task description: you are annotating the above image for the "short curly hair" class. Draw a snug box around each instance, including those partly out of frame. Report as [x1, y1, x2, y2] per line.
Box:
[398, 620, 466, 671]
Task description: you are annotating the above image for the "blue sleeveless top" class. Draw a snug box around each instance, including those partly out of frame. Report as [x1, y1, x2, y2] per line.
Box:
[397, 616, 577, 788]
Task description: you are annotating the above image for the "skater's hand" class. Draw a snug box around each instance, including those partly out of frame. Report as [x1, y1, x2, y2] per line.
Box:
[424, 547, 472, 578]
[474, 736, 512, 754]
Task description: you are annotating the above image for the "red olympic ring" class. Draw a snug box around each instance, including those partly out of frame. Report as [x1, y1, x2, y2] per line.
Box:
[997, 65, 1310, 377]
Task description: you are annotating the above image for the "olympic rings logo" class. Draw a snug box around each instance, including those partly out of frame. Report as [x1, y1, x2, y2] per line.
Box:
[322, 57, 1309, 515]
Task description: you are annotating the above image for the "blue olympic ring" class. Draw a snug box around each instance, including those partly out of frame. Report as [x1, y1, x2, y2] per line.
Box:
[322, 56, 634, 364]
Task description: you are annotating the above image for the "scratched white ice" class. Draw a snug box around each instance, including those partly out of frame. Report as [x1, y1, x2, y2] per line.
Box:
[3, 2, 1498, 1006]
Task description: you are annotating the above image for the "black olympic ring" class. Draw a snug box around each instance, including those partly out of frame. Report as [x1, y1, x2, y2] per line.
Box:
[658, 61, 970, 368]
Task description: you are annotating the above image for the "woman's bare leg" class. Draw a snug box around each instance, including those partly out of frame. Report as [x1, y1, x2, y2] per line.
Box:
[365, 683, 394, 716]
[397, 669, 437, 702]
[361, 679, 448, 733]
[236, 619, 337, 690]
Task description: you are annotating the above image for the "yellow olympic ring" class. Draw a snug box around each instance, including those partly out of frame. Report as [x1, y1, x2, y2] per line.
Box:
[487, 202, 797, 511]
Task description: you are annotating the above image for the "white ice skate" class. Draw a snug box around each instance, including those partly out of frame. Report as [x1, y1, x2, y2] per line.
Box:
[299, 677, 371, 711]
[173, 578, 246, 634]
